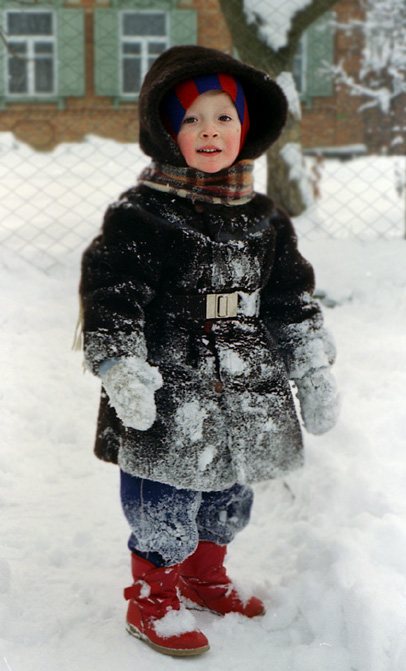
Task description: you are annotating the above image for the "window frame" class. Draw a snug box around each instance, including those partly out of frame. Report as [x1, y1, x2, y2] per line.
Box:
[119, 9, 169, 98]
[4, 8, 57, 98]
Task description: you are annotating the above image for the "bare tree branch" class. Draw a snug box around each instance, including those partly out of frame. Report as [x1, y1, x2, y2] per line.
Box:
[218, 0, 275, 71]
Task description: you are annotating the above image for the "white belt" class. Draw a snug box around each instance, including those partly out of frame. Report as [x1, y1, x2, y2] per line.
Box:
[206, 290, 260, 319]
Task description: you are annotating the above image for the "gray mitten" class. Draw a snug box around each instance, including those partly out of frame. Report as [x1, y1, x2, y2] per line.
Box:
[99, 357, 163, 431]
[295, 367, 339, 435]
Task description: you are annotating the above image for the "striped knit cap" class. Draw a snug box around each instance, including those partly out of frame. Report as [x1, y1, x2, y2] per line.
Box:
[161, 73, 250, 151]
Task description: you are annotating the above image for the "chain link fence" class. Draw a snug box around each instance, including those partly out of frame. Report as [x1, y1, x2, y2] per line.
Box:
[0, 0, 405, 273]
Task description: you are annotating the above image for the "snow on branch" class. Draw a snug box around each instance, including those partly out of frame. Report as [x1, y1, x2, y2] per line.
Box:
[331, 0, 406, 113]
[243, 0, 314, 50]
[331, 63, 393, 113]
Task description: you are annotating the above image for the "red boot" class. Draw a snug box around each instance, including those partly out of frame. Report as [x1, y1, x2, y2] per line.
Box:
[179, 541, 265, 618]
[124, 553, 210, 656]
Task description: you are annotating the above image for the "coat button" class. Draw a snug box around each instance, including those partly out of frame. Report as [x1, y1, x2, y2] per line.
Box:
[214, 381, 224, 393]
[204, 320, 213, 333]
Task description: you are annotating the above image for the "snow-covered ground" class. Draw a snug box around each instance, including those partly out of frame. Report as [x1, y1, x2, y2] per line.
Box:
[1, 138, 406, 671]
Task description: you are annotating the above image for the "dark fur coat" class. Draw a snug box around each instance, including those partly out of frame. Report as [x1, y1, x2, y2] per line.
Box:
[79, 46, 336, 491]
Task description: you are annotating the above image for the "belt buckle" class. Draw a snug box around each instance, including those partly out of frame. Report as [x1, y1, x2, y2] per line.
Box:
[206, 292, 238, 319]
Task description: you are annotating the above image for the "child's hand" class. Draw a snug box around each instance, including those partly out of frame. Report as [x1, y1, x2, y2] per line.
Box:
[295, 367, 339, 435]
[99, 357, 163, 431]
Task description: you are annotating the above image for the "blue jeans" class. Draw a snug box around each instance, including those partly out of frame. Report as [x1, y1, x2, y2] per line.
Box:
[120, 470, 254, 566]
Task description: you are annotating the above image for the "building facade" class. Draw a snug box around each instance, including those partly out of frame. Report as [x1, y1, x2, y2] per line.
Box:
[0, 0, 401, 154]
[0, 0, 227, 149]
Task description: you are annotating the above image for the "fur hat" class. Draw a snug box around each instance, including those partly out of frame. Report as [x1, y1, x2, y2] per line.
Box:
[139, 45, 288, 167]
[161, 73, 250, 151]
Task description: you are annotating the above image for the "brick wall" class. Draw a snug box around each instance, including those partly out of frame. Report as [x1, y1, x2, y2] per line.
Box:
[301, 0, 366, 151]
[194, 0, 232, 51]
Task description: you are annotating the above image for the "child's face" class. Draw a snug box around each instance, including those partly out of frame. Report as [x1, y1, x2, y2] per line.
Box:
[177, 90, 242, 173]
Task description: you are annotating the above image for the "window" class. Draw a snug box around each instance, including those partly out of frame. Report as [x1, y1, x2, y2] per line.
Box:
[94, 8, 196, 99]
[292, 35, 307, 94]
[5, 11, 56, 96]
[120, 11, 168, 96]
[297, 13, 336, 101]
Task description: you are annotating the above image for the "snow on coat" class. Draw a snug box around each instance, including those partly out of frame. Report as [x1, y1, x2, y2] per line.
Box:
[79, 45, 337, 491]
[80, 185, 336, 490]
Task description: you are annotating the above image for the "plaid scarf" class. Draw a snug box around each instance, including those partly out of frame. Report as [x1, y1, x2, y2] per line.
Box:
[137, 160, 254, 206]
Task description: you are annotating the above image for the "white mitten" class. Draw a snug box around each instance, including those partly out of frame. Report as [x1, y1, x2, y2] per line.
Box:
[295, 367, 339, 435]
[99, 357, 163, 431]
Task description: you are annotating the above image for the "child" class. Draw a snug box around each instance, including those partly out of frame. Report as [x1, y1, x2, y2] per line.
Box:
[79, 45, 338, 657]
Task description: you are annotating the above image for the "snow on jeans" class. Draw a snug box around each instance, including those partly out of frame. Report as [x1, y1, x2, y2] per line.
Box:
[120, 470, 254, 567]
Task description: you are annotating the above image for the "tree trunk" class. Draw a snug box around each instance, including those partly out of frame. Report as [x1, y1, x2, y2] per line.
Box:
[218, 0, 338, 214]
[266, 111, 309, 216]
